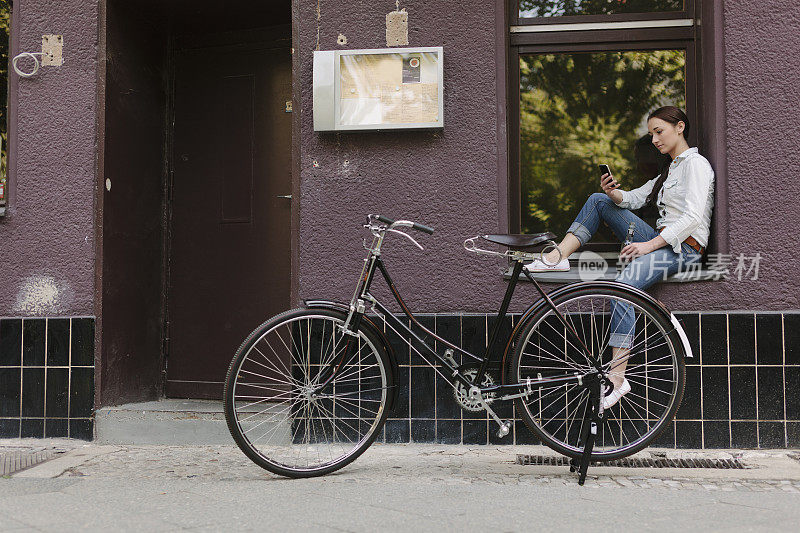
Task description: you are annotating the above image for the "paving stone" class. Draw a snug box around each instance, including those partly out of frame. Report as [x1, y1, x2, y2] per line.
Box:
[3, 440, 800, 494]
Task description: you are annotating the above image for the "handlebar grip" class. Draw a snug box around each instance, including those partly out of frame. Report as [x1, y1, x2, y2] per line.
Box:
[413, 223, 435, 235]
[374, 215, 433, 235]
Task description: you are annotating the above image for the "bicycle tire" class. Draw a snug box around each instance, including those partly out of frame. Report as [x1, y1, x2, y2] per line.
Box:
[508, 284, 685, 461]
[224, 307, 393, 477]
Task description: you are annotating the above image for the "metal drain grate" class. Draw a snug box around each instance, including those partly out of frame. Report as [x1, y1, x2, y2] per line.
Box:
[0, 450, 59, 476]
[516, 454, 745, 469]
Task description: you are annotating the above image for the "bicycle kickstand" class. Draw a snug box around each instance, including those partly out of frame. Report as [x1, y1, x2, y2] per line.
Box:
[570, 379, 602, 486]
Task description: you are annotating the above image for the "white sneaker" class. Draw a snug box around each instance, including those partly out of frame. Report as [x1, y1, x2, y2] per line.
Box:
[602, 379, 631, 410]
[524, 258, 570, 272]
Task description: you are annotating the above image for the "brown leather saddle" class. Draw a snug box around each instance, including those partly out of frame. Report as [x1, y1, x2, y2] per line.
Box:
[480, 233, 557, 250]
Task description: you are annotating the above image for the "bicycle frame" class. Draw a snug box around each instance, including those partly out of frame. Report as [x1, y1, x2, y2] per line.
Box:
[311, 226, 601, 403]
[232, 217, 690, 484]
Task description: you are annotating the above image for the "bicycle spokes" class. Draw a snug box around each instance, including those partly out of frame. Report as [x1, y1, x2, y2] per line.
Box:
[226, 313, 390, 475]
[514, 293, 682, 458]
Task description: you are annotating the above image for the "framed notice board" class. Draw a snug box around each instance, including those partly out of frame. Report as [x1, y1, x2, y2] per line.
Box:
[313, 47, 444, 131]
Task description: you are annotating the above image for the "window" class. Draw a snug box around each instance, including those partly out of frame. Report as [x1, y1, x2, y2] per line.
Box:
[509, 1, 699, 246]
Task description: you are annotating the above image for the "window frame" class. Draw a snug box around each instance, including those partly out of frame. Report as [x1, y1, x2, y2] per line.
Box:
[507, 1, 702, 244]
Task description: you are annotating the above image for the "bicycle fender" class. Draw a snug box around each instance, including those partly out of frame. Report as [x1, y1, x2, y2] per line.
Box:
[303, 299, 402, 412]
[303, 299, 350, 314]
[669, 312, 694, 358]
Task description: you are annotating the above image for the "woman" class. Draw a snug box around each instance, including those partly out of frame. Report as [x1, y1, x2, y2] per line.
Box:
[526, 106, 714, 409]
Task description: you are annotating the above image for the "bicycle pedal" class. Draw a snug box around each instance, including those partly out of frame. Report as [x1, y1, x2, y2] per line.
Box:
[496, 421, 511, 438]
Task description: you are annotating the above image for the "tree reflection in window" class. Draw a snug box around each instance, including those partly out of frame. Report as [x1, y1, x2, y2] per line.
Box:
[519, 0, 684, 18]
[519, 50, 685, 239]
[1, 0, 9, 194]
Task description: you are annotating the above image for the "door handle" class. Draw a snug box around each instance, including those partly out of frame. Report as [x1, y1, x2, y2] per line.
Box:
[276, 195, 292, 199]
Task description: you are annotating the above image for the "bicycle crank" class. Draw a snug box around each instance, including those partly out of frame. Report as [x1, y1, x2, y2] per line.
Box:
[453, 367, 496, 412]
[453, 367, 512, 439]
[466, 384, 512, 439]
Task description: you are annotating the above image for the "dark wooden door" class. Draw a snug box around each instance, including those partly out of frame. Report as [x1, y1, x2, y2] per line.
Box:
[166, 38, 292, 398]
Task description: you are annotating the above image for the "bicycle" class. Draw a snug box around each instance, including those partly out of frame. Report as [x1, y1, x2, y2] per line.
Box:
[223, 214, 693, 484]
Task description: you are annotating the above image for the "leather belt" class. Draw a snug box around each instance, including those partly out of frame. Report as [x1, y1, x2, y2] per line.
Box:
[659, 228, 705, 254]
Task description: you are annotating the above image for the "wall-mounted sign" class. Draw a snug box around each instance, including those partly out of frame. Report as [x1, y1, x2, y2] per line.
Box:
[313, 47, 443, 131]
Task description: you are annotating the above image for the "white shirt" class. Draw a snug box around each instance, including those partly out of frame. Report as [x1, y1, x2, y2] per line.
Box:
[617, 147, 715, 253]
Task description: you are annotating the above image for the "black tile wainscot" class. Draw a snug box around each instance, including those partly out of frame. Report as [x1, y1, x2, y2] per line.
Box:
[367, 312, 799, 449]
[0, 317, 95, 439]
[3, 312, 793, 448]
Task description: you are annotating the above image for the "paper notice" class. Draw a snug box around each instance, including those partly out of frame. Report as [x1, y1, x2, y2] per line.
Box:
[338, 52, 439, 126]
[340, 54, 401, 99]
[381, 83, 438, 124]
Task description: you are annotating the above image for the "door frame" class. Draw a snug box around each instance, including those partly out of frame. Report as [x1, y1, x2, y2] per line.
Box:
[160, 25, 299, 396]
[93, 1, 300, 407]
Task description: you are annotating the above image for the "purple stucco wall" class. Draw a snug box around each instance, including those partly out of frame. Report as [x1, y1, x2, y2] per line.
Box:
[296, 0, 800, 313]
[696, 0, 800, 310]
[296, 0, 507, 312]
[657, 0, 800, 310]
[1, 0, 798, 319]
[0, 0, 99, 317]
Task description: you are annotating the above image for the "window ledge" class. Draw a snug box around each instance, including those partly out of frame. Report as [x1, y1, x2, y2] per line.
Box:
[505, 266, 725, 283]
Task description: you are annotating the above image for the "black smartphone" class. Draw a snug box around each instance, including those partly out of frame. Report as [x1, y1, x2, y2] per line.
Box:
[599, 164, 617, 188]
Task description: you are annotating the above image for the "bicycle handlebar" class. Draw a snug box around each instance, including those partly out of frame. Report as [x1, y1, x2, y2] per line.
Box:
[375, 215, 434, 235]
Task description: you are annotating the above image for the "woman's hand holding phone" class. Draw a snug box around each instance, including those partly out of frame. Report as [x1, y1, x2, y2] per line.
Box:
[600, 173, 619, 192]
[599, 165, 622, 203]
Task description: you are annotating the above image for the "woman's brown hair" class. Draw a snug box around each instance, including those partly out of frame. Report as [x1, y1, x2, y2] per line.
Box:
[644, 106, 691, 207]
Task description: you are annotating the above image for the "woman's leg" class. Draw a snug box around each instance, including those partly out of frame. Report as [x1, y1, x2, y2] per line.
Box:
[607, 245, 702, 389]
[543, 193, 656, 263]
[542, 234, 581, 264]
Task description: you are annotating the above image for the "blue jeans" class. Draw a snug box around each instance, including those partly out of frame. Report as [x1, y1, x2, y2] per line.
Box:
[567, 193, 702, 349]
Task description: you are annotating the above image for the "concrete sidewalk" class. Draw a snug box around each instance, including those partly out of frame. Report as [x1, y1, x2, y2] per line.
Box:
[2, 439, 800, 531]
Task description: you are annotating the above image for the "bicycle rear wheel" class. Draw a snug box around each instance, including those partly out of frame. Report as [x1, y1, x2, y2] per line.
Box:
[224, 308, 392, 477]
[509, 284, 685, 461]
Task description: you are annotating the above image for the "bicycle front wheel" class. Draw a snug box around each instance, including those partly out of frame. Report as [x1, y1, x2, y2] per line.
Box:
[224, 308, 392, 477]
[509, 284, 685, 461]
